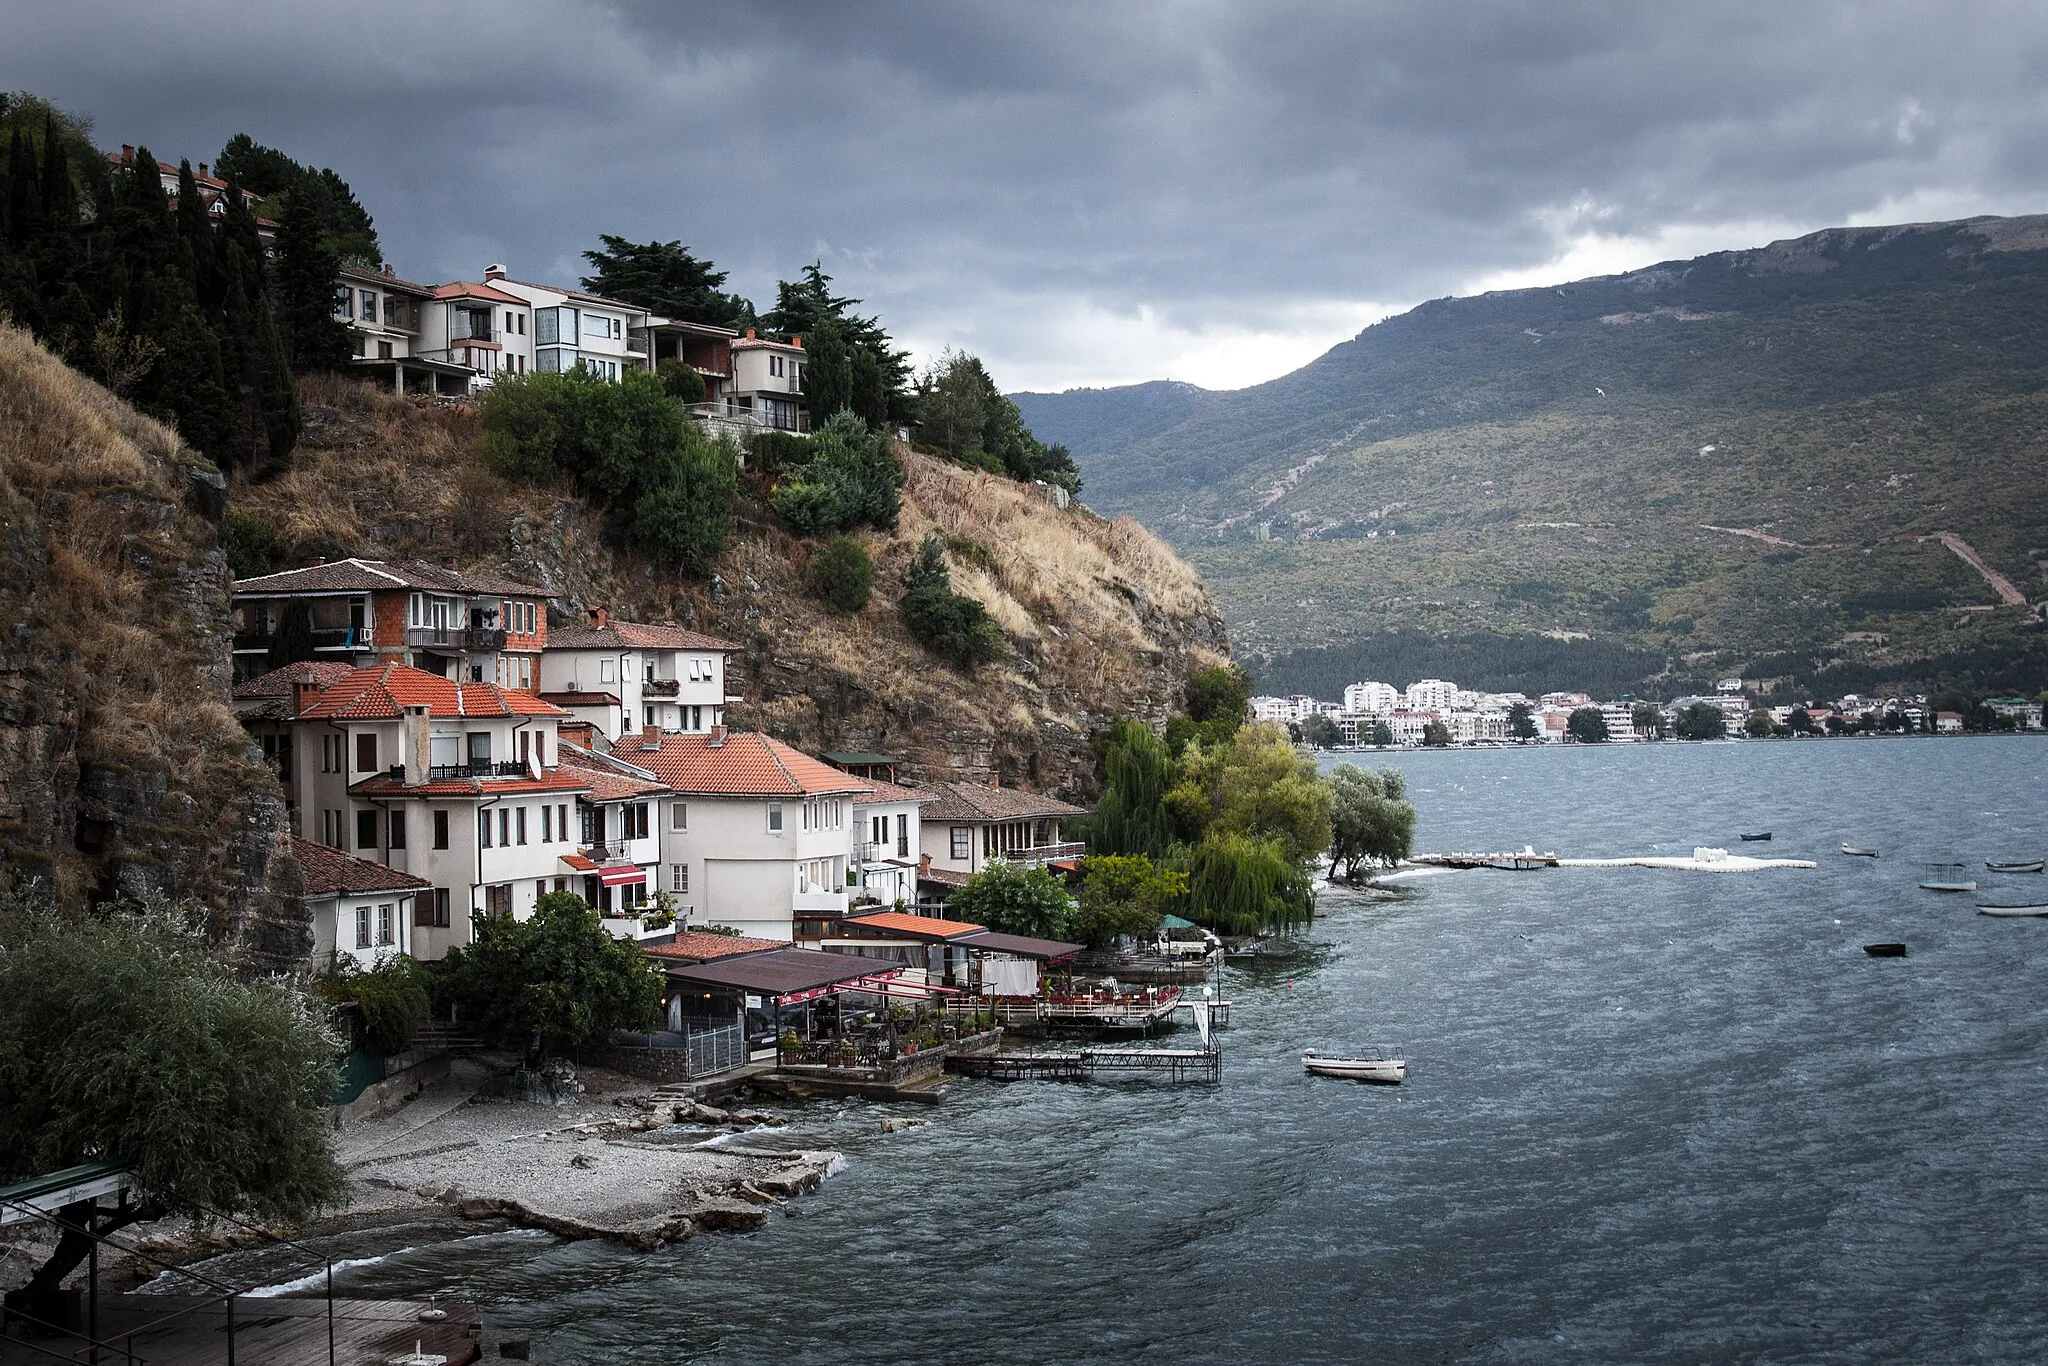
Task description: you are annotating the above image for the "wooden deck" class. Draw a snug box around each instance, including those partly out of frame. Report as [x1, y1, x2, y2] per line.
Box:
[0, 1294, 481, 1365]
[949, 1044, 1221, 1084]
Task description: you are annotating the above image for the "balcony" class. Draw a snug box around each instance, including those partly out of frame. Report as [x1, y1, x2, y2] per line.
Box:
[466, 626, 507, 651]
[995, 842, 1089, 868]
[857, 841, 913, 864]
[686, 402, 810, 436]
[427, 761, 529, 782]
[580, 840, 636, 865]
[233, 627, 371, 652]
[642, 678, 680, 697]
[793, 889, 850, 915]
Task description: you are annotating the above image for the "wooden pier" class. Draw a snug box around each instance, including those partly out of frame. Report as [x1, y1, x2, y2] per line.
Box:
[1412, 850, 1559, 870]
[948, 1044, 1220, 1084]
[0, 1293, 485, 1365]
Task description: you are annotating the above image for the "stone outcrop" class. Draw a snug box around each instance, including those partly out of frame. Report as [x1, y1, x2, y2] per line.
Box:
[0, 323, 305, 972]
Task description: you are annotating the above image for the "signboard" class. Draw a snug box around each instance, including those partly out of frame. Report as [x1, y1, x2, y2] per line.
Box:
[745, 995, 762, 1009]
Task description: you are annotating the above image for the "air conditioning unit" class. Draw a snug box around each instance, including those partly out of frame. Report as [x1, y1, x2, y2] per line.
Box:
[565, 680, 580, 692]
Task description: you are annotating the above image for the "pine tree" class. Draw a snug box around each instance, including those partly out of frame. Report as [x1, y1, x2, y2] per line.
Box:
[274, 189, 348, 371]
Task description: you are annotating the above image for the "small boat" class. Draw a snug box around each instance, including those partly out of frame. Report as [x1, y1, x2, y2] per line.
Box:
[1841, 844, 1880, 858]
[1863, 943, 1908, 957]
[1987, 860, 2045, 875]
[1920, 862, 1977, 892]
[1978, 903, 2048, 917]
[1739, 832, 1773, 842]
[1303, 1050, 1406, 1085]
[1483, 844, 1558, 870]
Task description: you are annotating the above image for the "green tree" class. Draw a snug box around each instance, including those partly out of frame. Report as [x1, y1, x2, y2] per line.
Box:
[1421, 720, 1452, 747]
[760, 261, 909, 423]
[1674, 702, 1728, 741]
[914, 348, 1079, 491]
[268, 598, 317, 669]
[633, 429, 739, 576]
[1745, 709, 1777, 738]
[949, 859, 1076, 940]
[772, 409, 904, 536]
[1787, 706, 1817, 735]
[274, 186, 349, 370]
[1186, 664, 1253, 725]
[215, 134, 378, 263]
[1566, 706, 1609, 743]
[0, 897, 344, 1320]
[1368, 720, 1395, 747]
[441, 892, 662, 1055]
[1630, 701, 1664, 738]
[1506, 701, 1538, 739]
[1299, 712, 1341, 749]
[1325, 765, 1417, 880]
[1171, 722, 1333, 866]
[1073, 854, 1185, 949]
[808, 534, 874, 614]
[1181, 834, 1315, 936]
[1091, 721, 1177, 858]
[317, 955, 429, 1056]
[656, 358, 706, 403]
[898, 533, 1004, 671]
[578, 234, 755, 330]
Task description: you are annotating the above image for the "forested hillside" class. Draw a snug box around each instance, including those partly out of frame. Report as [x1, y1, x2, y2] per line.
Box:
[1016, 216, 2048, 696]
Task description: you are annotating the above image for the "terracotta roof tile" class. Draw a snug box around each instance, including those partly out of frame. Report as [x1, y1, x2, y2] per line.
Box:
[640, 731, 872, 797]
[641, 932, 788, 963]
[290, 836, 431, 896]
[546, 620, 739, 652]
[853, 778, 934, 805]
[348, 770, 591, 799]
[232, 557, 546, 598]
[539, 691, 622, 707]
[914, 781, 1088, 823]
[556, 744, 670, 802]
[433, 281, 526, 306]
[842, 910, 987, 940]
[300, 662, 568, 721]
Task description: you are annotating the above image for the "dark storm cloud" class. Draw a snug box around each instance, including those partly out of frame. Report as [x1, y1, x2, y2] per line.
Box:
[7, 1, 2048, 387]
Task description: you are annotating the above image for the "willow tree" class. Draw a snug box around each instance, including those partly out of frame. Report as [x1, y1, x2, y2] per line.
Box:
[1181, 834, 1314, 936]
[1092, 720, 1176, 858]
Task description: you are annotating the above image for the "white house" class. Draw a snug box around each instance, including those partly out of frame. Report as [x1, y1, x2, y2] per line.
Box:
[916, 781, 1087, 888]
[555, 742, 670, 929]
[1405, 679, 1457, 713]
[281, 662, 590, 959]
[333, 263, 475, 395]
[482, 267, 640, 382]
[418, 279, 531, 388]
[294, 836, 431, 968]
[718, 330, 808, 433]
[538, 609, 739, 741]
[635, 728, 869, 943]
[853, 779, 931, 910]
[1344, 681, 1400, 714]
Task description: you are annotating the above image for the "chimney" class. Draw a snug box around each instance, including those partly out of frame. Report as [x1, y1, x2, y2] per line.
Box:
[402, 704, 430, 786]
[791, 334, 802, 349]
[291, 667, 322, 716]
[918, 853, 931, 873]
[744, 328, 755, 340]
[637, 724, 661, 752]
[121, 144, 134, 162]
[198, 162, 208, 180]
[483, 263, 507, 281]
[382, 262, 394, 277]
[590, 606, 608, 631]
[706, 725, 726, 748]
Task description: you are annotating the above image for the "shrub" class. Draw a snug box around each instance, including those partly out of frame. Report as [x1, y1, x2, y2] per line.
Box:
[950, 860, 1076, 940]
[1181, 833, 1315, 936]
[655, 358, 705, 403]
[809, 535, 874, 614]
[898, 533, 1003, 671]
[317, 955, 430, 1055]
[437, 892, 662, 1054]
[769, 410, 903, 537]
[220, 512, 276, 578]
[747, 430, 813, 478]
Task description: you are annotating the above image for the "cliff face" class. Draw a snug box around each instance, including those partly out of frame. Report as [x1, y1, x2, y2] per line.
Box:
[0, 323, 305, 972]
[234, 376, 1230, 800]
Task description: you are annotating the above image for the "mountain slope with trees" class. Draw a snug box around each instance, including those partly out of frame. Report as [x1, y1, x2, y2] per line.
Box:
[1015, 215, 2048, 697]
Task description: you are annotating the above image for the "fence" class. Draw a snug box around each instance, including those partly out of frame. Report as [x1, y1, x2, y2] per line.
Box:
[607, 1021, 747, 1080]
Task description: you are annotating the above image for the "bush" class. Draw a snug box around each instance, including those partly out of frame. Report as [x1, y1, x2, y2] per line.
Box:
[748, 430, 813, 478]
[949, 860, 1076, 940]
[809, 535, 874, 614]
[317, 956, 429, 1055]
[220, 512, 276, 578]
[438, 892, 662, 1054]
[770, 410, 903, 537]
[898, 533, 1004, 671]
[1566, 706, 1609, 743]
[655, 358, 705, 403]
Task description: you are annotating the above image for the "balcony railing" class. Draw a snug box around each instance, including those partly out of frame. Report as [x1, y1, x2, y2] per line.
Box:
[642, 678, 680, 697]
[580, 840, 636, 865]
[857, 841, 913, 864]
[427, 761, 529, 781]
[466, 626, 507, 651]
[234, 627, 371, 651]
[993, 841, 1089, 867]
[686, 402, 810, 435]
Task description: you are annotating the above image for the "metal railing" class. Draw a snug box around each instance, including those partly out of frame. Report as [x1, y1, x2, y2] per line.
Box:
[427, 760, 527, 781]
[616, 1022, 746, 1076]
[580, 840, 636, 864]
[991, 841, 1088, 867]
[686, 402, 810, 434]
[642, 678, 680, 697]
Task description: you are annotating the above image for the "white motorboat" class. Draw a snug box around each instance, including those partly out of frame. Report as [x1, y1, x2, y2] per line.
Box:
[1303, 1050, 1406, 1084]
[1978, 903, 2048, 917]
[1841, 844, 1880, 858]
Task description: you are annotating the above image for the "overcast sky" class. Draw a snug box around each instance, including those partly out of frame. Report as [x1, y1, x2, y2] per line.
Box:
[9, 1, 2048, 391]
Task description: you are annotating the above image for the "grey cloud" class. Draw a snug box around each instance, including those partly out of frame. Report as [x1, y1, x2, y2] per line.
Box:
[6, 0, 2048, 387]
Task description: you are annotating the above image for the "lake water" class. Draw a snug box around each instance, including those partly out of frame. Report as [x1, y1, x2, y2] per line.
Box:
[276, 738, 2048, 1362]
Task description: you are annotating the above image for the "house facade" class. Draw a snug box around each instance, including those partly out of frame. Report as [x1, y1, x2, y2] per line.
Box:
[713, 330, 808, 433]
[853, 780, 930, 911]
[554, 741, 669, 928]
[279, 662, 589, 959]
[538, 610, 738, 741]
[916, 781, 1087, 883]
[230, 558, 548, 688]
[634, 728, 870, 942]
[293, 836, 431, 967]
[416, 279, 531, 387]
[334, 263, 474, 394]
[483, 268, 640, 382]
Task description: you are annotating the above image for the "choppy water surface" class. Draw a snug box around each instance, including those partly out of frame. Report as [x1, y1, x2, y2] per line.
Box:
[305, 739, 2048, 1362]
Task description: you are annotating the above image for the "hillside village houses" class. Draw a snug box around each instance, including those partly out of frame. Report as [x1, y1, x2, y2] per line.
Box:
[333, 258, 812, 434]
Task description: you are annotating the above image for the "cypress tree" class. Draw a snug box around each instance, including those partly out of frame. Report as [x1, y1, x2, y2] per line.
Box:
[268, 599, 318, 669]
[4, 126, 37, 251]
[274, 188, 348, 371]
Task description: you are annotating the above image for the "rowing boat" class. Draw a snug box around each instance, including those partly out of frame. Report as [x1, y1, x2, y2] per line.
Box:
[1986, 860, 2045, 875]
[1841, 844, 1880, 858]
[1303, 1051, 1406, 1084]
[1978, 903, 2048, 917]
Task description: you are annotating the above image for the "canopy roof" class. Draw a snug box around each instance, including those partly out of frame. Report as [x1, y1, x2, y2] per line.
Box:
[841, 910, 987, 941]
[657, 947, 883, 1000]
[959, 930, 1083, 961]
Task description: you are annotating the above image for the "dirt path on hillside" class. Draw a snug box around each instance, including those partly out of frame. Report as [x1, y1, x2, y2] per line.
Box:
[1921, 531, 2028, 606]
[1699, 524, 1848, 550]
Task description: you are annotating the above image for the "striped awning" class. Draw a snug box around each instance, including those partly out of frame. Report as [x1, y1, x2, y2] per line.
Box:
[599, 865, 648, 888]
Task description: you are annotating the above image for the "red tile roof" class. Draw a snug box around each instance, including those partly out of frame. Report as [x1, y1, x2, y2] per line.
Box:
[635, 731, 872, 798]
[433, 281, 526, 306]
[290, 836, 431, 897]
[348, 770, 591, 799]
[546, 620, 739, 652]
[556, 744, 670, 802]
[300, 662, 568, 721]
[539, 691, 622, 707]
[235, 661, 358, 699]
[642, 932, 789, 963]
[232, 557, 546, 598]
[916, 780, 1088, 823]
[854, 778, 933, 806]
[842, 910, 987, 940]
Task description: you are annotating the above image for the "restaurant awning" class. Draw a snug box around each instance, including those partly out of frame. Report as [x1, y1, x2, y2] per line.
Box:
[840, 910, 988, 942]
[958, 930, 1084, 961]
[599, 865, 647, 887]
[658, 948, 895, 1004]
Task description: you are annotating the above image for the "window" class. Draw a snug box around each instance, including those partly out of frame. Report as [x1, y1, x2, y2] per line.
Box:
[671, 802, 687, 831]
[354, 905, 372, 949]
[644, 706, 656, 728]
[535, 306, 577, 346]
[484, 884, 513, 919]
[505, 310, 515, 333]
[897, 813, 909, 857]
[378, 340, 393, 360]
[334, 285, 353, 319]
[542, 805, 553, 842]
[558, 805, 569, 843]
[360, 290, 378, 323]
[468, 732, 491, 766]
[767, 802, 783, 833]
[415, 888, 451, 928]
[671, 863, 689, 893]
[600, 659, 615, 683]
[389, 810, 406, 850]
[516, 807, 527, 845]
[518, 314, 526, 335]
[356, 732, 377, 773]
[691, 705, 703, 730]
[770, 354, 784, 377]
[951, 826, 971, 860]
[479, 809, 492, 848]
[625, 803, 648, 840]
[376, 904, 394, 947]
[352, 809, 376, 850]
[498, 809, 510, 846]
[433, 809, 450, 849]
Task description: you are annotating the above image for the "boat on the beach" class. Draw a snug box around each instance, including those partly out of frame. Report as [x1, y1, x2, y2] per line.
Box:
[1303, 1050, 1406, 1084]
[1920, 862, 1977, 892]
[1977, 903, 2048, 917]
[1739, 832, 1772, 842]
[1986, 860, 2045, 875]
[1841, 844, 1880, 858]
[1863, 942, 1908, 957]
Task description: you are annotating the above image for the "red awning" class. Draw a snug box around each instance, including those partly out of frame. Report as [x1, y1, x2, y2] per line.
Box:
[599, 865, 648, 887]
[844, 974, 965, 999]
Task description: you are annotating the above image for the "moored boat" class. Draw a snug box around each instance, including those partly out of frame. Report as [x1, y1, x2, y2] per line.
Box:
[1920, 862, 1977, 892]
[1303, 1050, 1406, 1084]
[1986, 860, 2045, 875]
[1977, 903, 2048, 917]
[1739, 831, 1772, 842]
[1841, 844, 1880, 858]
[1863, 942, 1908, 957]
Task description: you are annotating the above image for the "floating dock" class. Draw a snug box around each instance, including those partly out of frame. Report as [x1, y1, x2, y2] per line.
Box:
[1412, 851, 1560, 870]
[948, 1045, 1221, 1084]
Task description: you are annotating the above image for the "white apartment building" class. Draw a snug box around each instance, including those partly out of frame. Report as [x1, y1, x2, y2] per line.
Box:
[1344, 681, 1400, 714]
[1599, 701, 1641, 741]
[1447, 711, 1513, 743]
[918, 781, 1088, 882]
[333, 263, 481, 395]
[277, 662, 590, 960]
[555, 743, 669, 928]
[636, 729, 870, 943]
[1405, 679, 1457, 713]
[483, 266, 640, 382]
[854, 780, 930, 910]
[723, 330, 808, 432]
[539, 610, 739, 741]
[417, 280, 532, 387]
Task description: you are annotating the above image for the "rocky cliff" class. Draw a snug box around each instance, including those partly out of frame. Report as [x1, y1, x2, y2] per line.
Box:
[233, 375, 1230, 799]
[0, 323, 306, 971]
